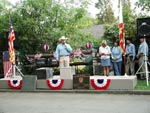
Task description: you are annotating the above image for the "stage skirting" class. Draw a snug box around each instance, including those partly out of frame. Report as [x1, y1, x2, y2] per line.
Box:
[0, 75, 137, 90]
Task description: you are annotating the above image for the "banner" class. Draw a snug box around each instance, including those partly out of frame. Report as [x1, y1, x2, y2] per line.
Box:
[8, 15, 15, 64]
[119, 0, 126, 54]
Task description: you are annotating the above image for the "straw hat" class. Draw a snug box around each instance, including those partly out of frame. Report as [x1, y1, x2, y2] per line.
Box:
[59, 36, 67, 40]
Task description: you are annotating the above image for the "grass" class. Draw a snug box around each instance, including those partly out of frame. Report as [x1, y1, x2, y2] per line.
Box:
[135, 80, 150, 90]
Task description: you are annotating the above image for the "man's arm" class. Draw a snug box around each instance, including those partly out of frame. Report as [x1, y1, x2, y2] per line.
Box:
[132, 45, 136, 60]
[55, 45, 59, 60]
[65, 44, 72, 53]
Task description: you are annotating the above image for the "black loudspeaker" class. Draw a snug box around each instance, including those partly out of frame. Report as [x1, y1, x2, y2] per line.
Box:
[137, 18, 150, 38]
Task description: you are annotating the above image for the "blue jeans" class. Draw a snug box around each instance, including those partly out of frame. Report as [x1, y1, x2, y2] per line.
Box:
[113, 61, 122, 75]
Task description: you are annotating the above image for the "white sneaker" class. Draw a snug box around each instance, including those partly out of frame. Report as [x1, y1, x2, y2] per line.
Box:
[124, 73, 128, 77]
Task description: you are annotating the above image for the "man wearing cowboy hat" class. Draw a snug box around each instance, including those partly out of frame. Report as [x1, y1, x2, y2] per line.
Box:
[55, 36, 72, 67]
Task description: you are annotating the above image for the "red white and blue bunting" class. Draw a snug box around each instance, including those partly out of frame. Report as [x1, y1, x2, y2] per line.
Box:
[46, 79, 64, 90]
[91, 78, 111, 90]
[8, 79, 22, 89]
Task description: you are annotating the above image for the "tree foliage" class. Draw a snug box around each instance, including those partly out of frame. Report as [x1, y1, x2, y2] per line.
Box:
[122, 0, 136, 37]
[101, 0, 137, 44]
[0, 0, 101, 74]
[0, 0, 98, 55]
[136, 0, 150, 12]
[95, 0, 115, 24]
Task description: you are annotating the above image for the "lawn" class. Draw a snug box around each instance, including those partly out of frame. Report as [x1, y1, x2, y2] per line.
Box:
[135, 80, 150, 90]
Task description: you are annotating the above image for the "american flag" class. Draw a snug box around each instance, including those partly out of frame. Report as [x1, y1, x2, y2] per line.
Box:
[3, 15, 16, 77]
[119, 0, 126, 54]
[8, 15, 15, 64]
[3, 51, 13, 77]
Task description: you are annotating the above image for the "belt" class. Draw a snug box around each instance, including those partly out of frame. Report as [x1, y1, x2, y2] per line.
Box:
[127, 55, 133, 57]
[140, 55, 148, 57]
[59, 55, 69, 57]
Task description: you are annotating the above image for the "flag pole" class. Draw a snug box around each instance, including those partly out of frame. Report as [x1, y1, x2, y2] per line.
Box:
[12, 53, 16, 78]
[8, 14, 16, 78]
[119, 0, 127, 76]
[8, 14, 24, 78]
[124, 53, 127, 76]
[12, 13, 15, 77]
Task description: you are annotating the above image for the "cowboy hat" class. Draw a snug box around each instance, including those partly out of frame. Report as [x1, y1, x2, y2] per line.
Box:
[59, 36, 68, 40]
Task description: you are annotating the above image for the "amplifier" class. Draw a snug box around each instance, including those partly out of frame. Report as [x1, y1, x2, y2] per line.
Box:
[36, 58, 46, 65]
[36, 67, 53, 79]
[73, 74, 90, 89]
[49, 58, 58, 65]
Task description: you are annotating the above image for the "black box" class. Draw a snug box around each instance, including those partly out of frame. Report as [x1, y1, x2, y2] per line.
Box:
[36, 58, 46, 65]
[49, 58, 58, 65]
[36, 67, 53, 79]
[73, 74, 90, 89]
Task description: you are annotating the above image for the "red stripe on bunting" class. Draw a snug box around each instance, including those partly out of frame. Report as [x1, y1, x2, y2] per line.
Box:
[8, 80, 22, 89]
[46, 79, 64, 90]
[91, 79, 111, 90]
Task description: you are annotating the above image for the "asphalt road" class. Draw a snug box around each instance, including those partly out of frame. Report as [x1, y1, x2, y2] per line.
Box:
[0, 92, 149, 113]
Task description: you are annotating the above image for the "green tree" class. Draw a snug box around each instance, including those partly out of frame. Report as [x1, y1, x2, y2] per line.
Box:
[102, 0, 137, 43]
[0, 0, 98, 55]
[0, 0, 101, 74]
[95, 0, 115, 24]
[136, 0, 150, 12]
[123, 0, 136, 37]
[12, 0, 94, 54]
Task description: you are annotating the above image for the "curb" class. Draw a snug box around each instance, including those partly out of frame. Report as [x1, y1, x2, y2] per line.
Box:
[0, 89, 150, 95]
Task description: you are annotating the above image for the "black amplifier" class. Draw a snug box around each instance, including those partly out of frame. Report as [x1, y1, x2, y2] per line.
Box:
[36, 58, 46, 65]
[36, 67, 53, 79]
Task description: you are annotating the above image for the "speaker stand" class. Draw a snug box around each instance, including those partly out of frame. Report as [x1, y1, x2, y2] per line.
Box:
[136, 38, 149, 86]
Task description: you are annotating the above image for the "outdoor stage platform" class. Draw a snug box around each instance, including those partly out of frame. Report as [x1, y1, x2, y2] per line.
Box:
[0, 75, 137, 91]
